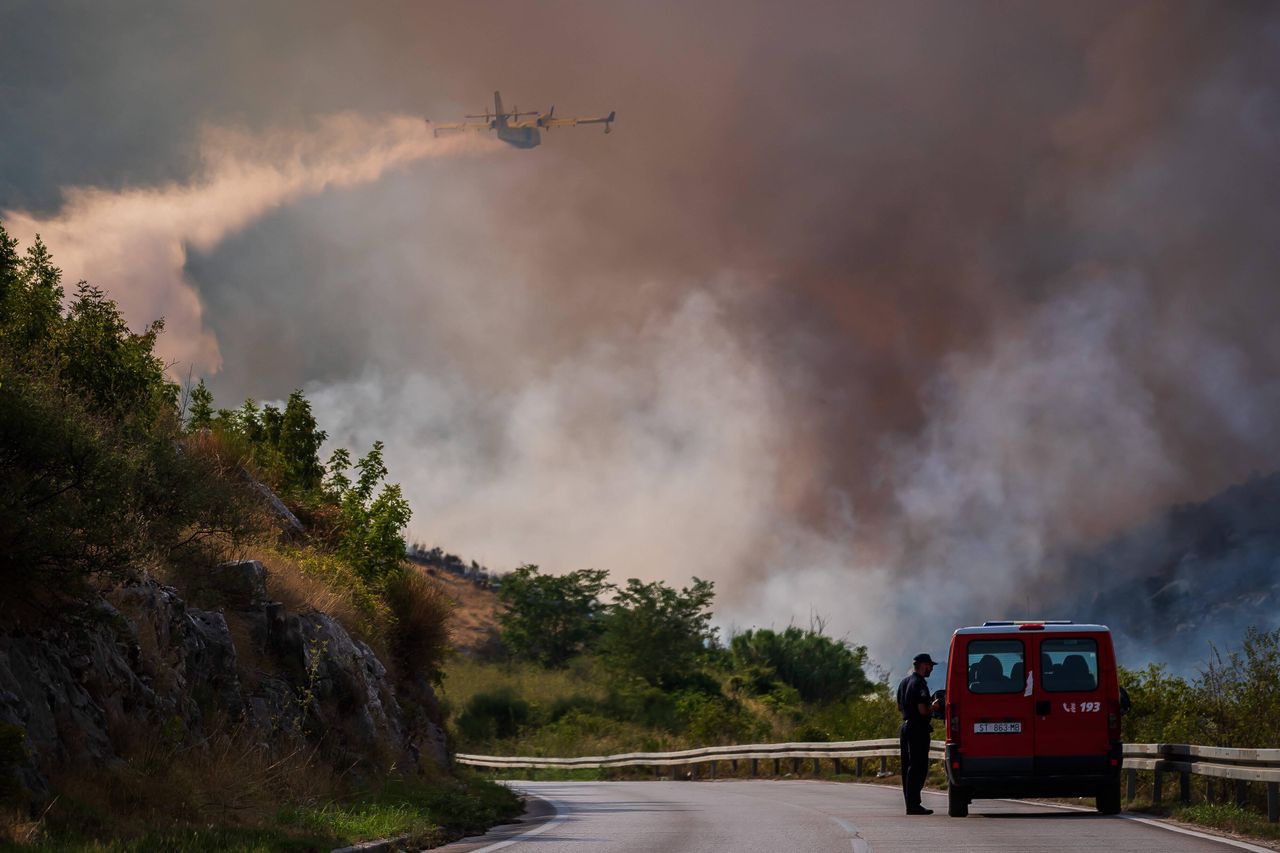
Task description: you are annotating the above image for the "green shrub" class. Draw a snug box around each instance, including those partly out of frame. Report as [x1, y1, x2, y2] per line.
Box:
[730, 625, 873, 704]
[673, 691, 768, 745]
[497, 564, 611, 667]
[598, 577, 716, 688]
[457, 690, 531, 742]
[0, 227, 258, 606]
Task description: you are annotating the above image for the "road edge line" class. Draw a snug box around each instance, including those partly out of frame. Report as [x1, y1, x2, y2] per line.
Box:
[996, 798, 1277, 853]
[439, 789, 565, 853]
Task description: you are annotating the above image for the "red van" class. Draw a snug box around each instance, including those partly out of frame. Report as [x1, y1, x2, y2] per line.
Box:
[942, 621, 1127, 817]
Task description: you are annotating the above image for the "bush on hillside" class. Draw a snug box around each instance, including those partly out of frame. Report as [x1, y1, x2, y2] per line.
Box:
[597, 577, 716, 688]
[384, 568, 453, 682]
[1198, 626, 1280, 748]
[0, 227, 259, 607]
[497, 564, 612, 667]
[730, 625, 874, 704]
[457, 690, 531, 742]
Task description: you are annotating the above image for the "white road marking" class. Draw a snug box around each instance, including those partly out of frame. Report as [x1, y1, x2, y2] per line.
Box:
[998, 798, 1277, 853]
[465, 796, 566, 853]
[831, 814, 872, 852]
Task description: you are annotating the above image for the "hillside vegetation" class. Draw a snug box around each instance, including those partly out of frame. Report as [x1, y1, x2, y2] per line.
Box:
[443, 564, 1280, 766]
[0, 224, 519, 849]
[443, 564, 902, 760]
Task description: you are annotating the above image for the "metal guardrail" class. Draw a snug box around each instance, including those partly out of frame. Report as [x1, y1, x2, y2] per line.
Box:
[458, 738, 944, 778]
[458, 740, 1279, 821]
[1123, 743, 1280, 821]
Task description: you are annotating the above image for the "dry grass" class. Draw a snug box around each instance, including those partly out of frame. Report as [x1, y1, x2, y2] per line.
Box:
[1, 806, 44, 846]
[424, 568, 503, 656]
[260, 547, 368, 628]
[384, 567, 454, 680]
[32, 718, 340, 843]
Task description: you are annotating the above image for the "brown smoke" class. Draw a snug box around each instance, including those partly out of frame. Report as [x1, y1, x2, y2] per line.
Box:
[4, 1, 1279, 666]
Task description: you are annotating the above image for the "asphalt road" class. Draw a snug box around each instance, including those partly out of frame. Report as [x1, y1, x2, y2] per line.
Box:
[441, 780, 1274, 853]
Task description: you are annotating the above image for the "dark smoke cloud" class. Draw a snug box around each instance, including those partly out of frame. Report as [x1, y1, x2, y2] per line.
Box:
[4, 0, 1280, 671]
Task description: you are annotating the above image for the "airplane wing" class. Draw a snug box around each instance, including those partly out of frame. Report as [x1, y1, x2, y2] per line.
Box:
[542, 111, 615, 129]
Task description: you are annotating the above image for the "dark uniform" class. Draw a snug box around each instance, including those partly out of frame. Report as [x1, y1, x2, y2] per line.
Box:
[896, 662, 934, 813]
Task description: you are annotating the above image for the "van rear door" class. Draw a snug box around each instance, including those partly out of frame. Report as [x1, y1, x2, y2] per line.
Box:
[961, 636, 1034, 776]
[1033, 635, 1110, 776]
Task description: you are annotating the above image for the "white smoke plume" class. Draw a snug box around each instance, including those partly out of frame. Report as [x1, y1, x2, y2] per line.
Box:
[4, 115, 497, 373]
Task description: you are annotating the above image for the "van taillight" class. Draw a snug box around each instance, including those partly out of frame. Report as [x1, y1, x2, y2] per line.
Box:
[1107, 701, 1121, 738]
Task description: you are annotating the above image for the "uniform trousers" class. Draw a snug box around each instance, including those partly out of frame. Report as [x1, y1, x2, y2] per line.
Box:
[899, 721, 931, 809]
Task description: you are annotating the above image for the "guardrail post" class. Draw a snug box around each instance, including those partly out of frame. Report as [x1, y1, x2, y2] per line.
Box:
[710, 760, 717, 780]
[1206, 778, 1215, 803]
[732, 759, 739, 775]
[1125, 768, 1137, 801]
[791, 757, 801, 775]
[1179, 772, 1191, 804]
[751, 758, 758, 776]
[833, 758, 843, 776]
[813, 758, 821, 776]
[879, 757, 888, 776]
[1267, 782, 1278, 823]
[856, 757, 864, 779]
[1236, 780, 1248, 809]
[1153, 770, 1163, 805]
[773, 758, 781, 776]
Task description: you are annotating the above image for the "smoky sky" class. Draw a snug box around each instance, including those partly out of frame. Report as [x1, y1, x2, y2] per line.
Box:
[4, 0, 1280, 670]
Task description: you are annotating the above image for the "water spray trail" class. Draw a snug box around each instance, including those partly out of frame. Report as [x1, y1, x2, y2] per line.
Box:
[3, 114, 498, 374]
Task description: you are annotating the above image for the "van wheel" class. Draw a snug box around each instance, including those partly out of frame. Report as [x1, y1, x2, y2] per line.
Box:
[948, 784, 969, 817]
[1096, 781, 1121, 815]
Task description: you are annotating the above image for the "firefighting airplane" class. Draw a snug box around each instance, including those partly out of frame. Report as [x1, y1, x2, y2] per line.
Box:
[428, 91, 615, 149]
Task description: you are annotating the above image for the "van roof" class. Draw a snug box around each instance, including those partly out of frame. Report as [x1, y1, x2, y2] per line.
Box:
[954, 621, 1111, 635]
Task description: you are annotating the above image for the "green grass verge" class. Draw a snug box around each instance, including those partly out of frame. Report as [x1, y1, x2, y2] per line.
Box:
[1126, 800, 1280, 843]
[6, 773, 522, 852]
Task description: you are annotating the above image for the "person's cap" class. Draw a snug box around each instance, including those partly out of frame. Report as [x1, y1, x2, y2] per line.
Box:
[913, 653, 936, 665]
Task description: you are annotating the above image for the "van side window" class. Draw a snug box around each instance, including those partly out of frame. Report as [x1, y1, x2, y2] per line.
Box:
[966, 639, 1024, 694]
[1040, 638, 1098, 692]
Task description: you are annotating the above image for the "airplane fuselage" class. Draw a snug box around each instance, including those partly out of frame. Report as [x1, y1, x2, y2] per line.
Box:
[497, 124, 541, 149]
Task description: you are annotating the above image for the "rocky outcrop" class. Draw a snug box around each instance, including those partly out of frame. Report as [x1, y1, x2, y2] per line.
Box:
[0, 566, 449, 800]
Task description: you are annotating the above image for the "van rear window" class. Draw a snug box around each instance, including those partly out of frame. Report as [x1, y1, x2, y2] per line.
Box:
[967, 639, 1025, 694]
[1040, 638, 1099, 692]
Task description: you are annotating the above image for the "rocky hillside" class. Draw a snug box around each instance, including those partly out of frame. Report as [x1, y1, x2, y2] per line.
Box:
[0, 559, 446, 805]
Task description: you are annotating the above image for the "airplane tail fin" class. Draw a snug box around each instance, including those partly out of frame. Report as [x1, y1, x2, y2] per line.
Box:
[494, 91, 506, 125]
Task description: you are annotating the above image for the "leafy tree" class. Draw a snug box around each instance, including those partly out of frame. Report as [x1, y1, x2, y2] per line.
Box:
[187, 379, 215, 429]
[0, 223, 255, 602]
[1198, 626, 1280, 748]
[325, 447, 352, 498]
[730, 625, 874, 704]
[278, 390, 326, 493]
[497, 564, 612, 667]
[236, 398, 262, 443]
[1118, 663, 1199, 744]
[332, 441, 412, 586]
[598, 577, 716, 687]
[4, 234, 64, 348]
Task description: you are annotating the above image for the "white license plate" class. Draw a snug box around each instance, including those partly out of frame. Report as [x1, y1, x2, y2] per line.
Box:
[974, 722, 1022, 734]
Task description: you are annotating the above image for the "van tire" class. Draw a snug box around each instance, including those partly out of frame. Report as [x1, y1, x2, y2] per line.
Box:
[1096, 781, 1121, 815]
[948, 785, 969, 817]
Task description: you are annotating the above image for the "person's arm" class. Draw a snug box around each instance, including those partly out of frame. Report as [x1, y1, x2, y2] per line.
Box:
[915, 681, 932, 719]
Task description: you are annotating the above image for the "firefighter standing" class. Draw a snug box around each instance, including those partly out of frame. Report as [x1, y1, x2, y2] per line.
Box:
[896, 652, 941, 815]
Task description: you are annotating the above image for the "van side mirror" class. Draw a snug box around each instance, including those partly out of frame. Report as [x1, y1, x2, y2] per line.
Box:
[932, 688, 946, 720]
[1119, 686, 1132, 714]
